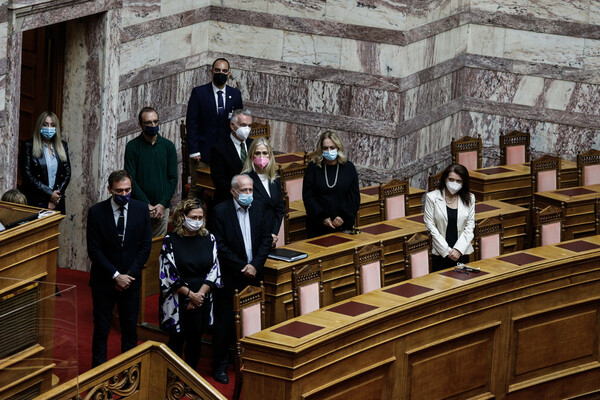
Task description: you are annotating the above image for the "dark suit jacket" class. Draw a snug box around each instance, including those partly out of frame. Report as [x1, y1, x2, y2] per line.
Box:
[87, 198, 152, 292]
[210, 137, 253, 205]
[20, 139, 71, 213]
[185, 83, 243, 163]
[246, 171, 285, 236]
[211, 199, 273, 296]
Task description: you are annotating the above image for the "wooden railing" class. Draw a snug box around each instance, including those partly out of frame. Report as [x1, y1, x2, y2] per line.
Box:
[37, 341, 226, 400]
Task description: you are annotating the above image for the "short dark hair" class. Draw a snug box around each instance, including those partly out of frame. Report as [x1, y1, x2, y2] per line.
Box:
[438, 164, 472, 206]
[212, 58, 230, 70]
[108, 170, 132, 188]
[138, 107, 159, 123]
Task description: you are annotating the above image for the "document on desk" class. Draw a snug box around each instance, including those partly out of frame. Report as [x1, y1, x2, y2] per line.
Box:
[268, 248, 308, 262]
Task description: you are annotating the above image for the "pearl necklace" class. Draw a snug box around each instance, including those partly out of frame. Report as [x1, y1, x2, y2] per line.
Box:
[324, 162, 339, 188]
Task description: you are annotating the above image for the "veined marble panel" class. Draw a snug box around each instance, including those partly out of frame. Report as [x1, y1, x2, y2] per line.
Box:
[469, 0, 528, 15]
[159, 26, 193, 64]
[347, 86, 403, 123]
[268, 0, 326, 19]
[404, 73, 455, 120]
[461, 68, 520, 103]
[568, 83, 600, 116]
[434, 24, 468, 65]
[504, 29, 585, 68]
[121, 35, 161, 75]
[342, 129, 397, 170]
[324, 0, 465, 31]
[282, 31, 341, 68]
[468, 24, 505, 58]
[216, 0, 269, 13]
[339, 39, 378, 74]
[543, 80, 576, 111]
[584, 38, 600, 69]
[162, 0, 210, 16]
[0, 22, 7, 61]
[527, 0, 589, 24]
[208, 21, 284, 60]
[121, 0, 161, 27]
[0, 75, 6, 110]
[191, 20, 209, 56]
[512, 75, 544, 106]
[591, 1, 600, 26]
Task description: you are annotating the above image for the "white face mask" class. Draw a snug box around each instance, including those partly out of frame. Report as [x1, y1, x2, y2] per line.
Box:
[446, 181, 462, 195]
[183, 215, 204, 232]
[235, 126, 251, 141]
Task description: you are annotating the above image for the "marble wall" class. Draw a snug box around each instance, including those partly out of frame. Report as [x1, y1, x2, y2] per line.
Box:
[0, 0, 598, 270]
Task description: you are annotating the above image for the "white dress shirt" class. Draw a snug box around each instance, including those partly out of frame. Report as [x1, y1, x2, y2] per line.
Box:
[233, 199, 253, 264]
[230, 133, 246, 161]
[258, 174, 271, 196]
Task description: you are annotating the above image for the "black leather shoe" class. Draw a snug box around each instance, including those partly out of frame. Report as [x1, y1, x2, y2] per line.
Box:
[213, 370, 229, 384]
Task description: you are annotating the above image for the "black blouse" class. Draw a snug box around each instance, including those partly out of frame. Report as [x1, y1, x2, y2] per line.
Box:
[169, 233, 216, 292]
[302, 160, 360, 238]
[445, 206, 458, 249]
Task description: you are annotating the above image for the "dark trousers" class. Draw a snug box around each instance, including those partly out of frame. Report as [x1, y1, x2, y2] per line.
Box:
[168, 303, 210, 370]
[432, 254, 470, 272]
[91, 286, 140, 368]
[211, 290, 234, 372]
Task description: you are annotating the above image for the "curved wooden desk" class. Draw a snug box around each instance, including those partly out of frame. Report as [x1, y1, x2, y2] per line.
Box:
[243, 235, 600, 400]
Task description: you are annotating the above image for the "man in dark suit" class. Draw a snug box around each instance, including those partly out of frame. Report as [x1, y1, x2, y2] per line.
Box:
[87, 170, 152, 367]
[210, 174, 273, 383]
[186, 58, 243, 190]
[210, 108, 253, 205]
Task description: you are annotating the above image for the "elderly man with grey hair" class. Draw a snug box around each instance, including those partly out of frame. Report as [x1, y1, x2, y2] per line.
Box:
[209, 173, 273, 383]
[210, 108, 253, 205]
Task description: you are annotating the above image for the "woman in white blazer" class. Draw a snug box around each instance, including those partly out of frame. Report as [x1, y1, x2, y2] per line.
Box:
[424, 164, 475, 271]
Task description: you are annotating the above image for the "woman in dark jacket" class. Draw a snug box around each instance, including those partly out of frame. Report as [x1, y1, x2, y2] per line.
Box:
[20, 111, 71, 213]
[242, 137, 285, 247]
[302, 131, 360, 238]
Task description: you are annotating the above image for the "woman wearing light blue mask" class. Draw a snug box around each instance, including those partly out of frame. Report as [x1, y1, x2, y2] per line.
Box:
[302, 131, 360, 238]
[20, 111, 71, 214]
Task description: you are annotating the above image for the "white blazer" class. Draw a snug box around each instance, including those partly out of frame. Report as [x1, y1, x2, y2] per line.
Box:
[423, 189, 475, 257]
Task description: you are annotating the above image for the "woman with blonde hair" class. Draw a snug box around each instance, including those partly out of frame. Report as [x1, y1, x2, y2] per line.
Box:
[159, 198, 222, 370]
[302, 131, 360, 238]
[242, 137, 285, 247]
[20, 111, 71, 213]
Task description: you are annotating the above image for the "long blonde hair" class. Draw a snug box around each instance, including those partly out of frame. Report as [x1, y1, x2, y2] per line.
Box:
[311, 130, 348, 167]
[170, 198, 209, 237]
[32, 112, 67, 162]
[241, 137, 278, 182]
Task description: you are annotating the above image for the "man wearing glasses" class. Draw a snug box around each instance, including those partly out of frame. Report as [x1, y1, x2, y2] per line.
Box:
[124, 106, 178, 236]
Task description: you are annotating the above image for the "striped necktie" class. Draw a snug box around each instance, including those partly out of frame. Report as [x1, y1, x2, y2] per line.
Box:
[117, 206, 125, 245]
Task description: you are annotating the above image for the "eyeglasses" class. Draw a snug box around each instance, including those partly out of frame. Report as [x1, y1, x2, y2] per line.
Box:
[142, 120, 160, 126]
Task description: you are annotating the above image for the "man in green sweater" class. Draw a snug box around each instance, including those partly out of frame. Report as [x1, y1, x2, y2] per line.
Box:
[124, 106, 178, 237]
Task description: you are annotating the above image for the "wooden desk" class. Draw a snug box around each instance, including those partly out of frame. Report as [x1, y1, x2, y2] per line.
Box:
[264, 217, 428, 326]
[243, 235, 600, 400]
[0, 202, 64, 399]
[286, 186, 425, 243]
[470, 159, 577, 208]
[534, 184, 600, 240]
[404, 200, 529, 254]
[195, 152, 306, 197]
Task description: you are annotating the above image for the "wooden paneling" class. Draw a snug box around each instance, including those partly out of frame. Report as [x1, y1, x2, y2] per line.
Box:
[243, 235, 600, 400]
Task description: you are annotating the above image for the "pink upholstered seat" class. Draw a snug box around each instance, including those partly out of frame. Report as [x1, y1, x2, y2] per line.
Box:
[480, 234, 500, 259]
[410, 250, 429, 278]
[506, 145, 526, 165]
[241, 303, 262, 338]
[583, 164, 600, 185]
[537, 170, 557, 192]
[458, 151, 478, 171]
[276, 220, 285, 247]
[286, 178, 303, 202]
[541, 221, 561, 246]
[299, 282, 320, 315]
[385, 195, 405, 220]
[361, 261, 382, 294]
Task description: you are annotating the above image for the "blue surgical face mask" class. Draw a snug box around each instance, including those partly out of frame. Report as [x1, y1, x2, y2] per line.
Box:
[144, 125, 159, 136]
[235, 191, 253, 207]
[114, 193, 131, 206]
[41, 127, 56, 140]
[323, 149, 338, 161]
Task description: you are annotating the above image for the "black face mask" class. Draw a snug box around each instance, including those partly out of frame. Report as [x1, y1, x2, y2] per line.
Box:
[144, 125, 159, 136]
[213, 72, 228, 87]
